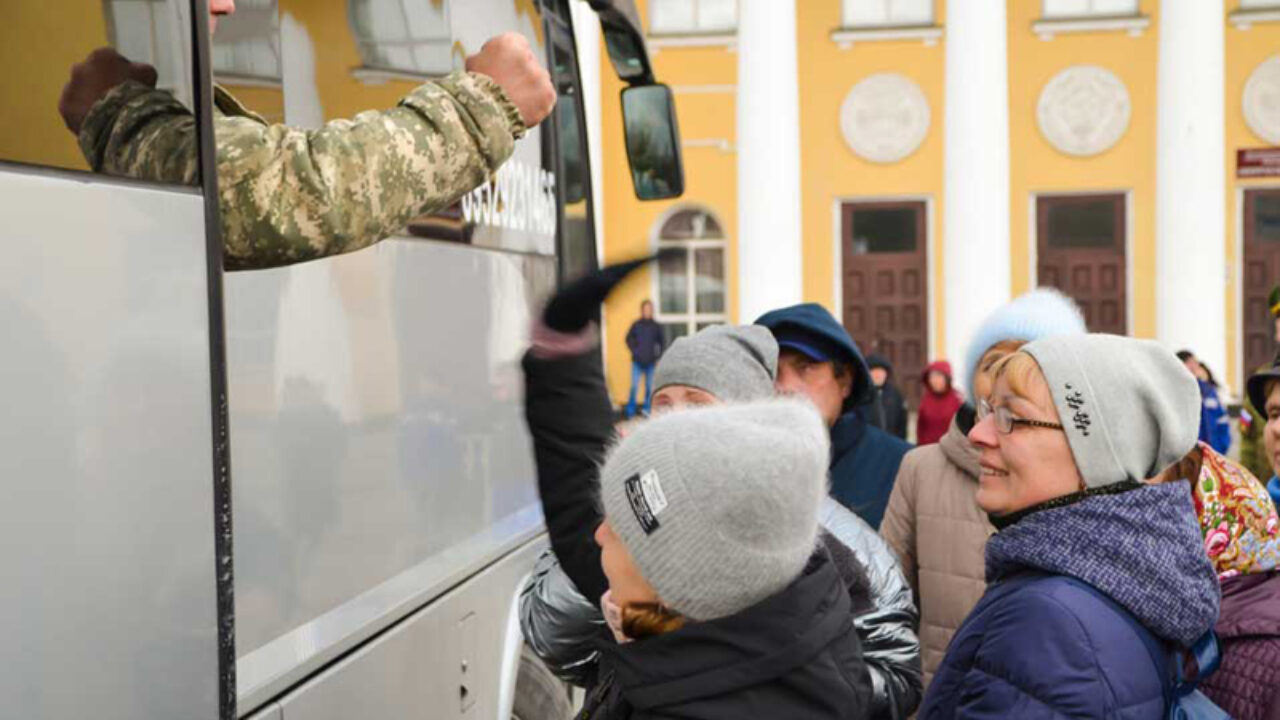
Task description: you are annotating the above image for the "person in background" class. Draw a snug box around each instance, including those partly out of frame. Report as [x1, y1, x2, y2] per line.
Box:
[881, 288, 1086, 693]
[1178, 350, 1232, 455]
[860, 354, 909, 441]
[579, 400, 873, 719]
[919, 335, 1220, 718]
[755, 303, 913, 530]
[1152, 443, 1280, 720]
[1239, 285, 1280, 481]
[624, 300, 664, 418]
[1247, 354, 1280, 510]
[916, 361, 963, 446]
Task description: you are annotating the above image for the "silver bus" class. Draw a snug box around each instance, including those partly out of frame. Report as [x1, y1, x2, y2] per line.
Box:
[0, 1, 680, 718]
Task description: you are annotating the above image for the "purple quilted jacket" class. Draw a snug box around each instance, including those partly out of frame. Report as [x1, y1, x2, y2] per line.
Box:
[1200, 572, 1280, 720]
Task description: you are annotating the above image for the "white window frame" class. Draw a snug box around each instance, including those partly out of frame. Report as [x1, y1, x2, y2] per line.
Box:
[104, 0, 192, 106]
[831, 0, 942, 49]
[348, 0, 453, 83]
[1033, 0, 1148, 39]
[1231, 0, 1280, 29]
[840, 0, 935, 29]
[652, 206, 729, 339]
[648, 0, 738, 48]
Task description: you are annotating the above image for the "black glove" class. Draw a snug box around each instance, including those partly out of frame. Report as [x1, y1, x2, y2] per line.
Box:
[543, 250, 677, 332]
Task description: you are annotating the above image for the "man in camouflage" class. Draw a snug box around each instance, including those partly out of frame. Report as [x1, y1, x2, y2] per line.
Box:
[58, 0, 555, 271]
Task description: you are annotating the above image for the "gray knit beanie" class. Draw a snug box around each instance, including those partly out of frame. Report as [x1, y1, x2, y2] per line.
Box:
[653, 324, 778, 402]
[1021, 334, 1201, 489]
[599, 398, 828, 621]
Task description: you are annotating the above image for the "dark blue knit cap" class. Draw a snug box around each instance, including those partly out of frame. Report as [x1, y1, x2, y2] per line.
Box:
[754, 303, 873, 412]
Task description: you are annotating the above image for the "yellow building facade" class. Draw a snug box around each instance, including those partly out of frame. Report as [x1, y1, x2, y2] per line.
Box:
[600, 0, 1280, 408]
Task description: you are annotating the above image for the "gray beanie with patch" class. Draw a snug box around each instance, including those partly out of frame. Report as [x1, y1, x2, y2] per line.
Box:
[599, 398, 828, 621]
[653, 324, 778, 402]
[1021, 334, 1201, 489]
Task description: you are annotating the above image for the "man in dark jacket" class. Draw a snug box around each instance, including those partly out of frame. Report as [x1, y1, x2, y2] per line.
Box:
[755, 303, 913, 530]
[860, 354, 909, 440]
[624, 300, 663, 418]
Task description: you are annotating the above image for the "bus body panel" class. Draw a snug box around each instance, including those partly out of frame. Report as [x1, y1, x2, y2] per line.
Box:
[0, 171, 221, 720]
[275, 536, 546, 720]
[227, 239, 556, 713]
[218, 2, 580, 713]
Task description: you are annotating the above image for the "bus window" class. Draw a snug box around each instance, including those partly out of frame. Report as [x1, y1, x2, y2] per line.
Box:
[546, 1, 597, 282]
[0, 0, 199, 182]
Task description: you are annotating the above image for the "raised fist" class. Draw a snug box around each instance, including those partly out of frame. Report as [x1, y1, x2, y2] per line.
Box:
[59, 47, 158, 134]
[466, 33, 556, 129]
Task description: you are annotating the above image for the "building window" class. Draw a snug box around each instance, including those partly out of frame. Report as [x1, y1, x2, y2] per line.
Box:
[649, 0, 738, 36]
[104, 0, 191, 105]
[211, 0, 281, 84]
[655, 208, 728, 345]
[841, 0, 934, 28]
[1042, 0, 1139, 18]
[349, 0, 453, 78]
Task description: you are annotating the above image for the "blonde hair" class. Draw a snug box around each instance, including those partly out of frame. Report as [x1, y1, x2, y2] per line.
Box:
[988, 351, 1050, 405]
[621, 602, 686, 639]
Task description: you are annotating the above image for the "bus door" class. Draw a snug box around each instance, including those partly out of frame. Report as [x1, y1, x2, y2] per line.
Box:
[0, 2, 231, 719]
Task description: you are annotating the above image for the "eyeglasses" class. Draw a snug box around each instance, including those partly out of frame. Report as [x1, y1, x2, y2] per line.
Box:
[977, 400, 1065, 435]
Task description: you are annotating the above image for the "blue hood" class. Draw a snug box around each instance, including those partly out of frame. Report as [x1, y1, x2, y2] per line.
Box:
[1269, 476, 1280, 509]
[986, 482, 1219, 647]
[754, 303, 872, 410]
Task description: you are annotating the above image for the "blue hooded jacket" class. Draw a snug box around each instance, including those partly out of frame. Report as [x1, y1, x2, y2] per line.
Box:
[1195, 379, 1232, 455]
[756, 303, 912, 529]
[920, 482, 1221, 719]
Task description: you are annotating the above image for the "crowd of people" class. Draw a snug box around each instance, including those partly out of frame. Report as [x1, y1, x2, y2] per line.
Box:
[519, 256, 1280, 720]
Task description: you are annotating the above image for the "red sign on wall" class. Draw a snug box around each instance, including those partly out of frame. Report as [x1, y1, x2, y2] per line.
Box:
[1238, 148, 1280, 178]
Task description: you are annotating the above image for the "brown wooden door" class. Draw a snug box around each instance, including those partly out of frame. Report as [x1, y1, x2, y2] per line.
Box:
[1037, 194, 1127, 335]
[1243, 189, 1280, 376]
[841, 201, 929, 409]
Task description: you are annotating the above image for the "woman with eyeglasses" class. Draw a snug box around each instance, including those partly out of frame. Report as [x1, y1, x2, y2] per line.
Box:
[881, 289, 1085, 693]
[918, 334, 1221, 719]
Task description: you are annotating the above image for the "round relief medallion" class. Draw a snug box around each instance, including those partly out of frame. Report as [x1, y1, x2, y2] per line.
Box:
[1244, 55, 1280, 145]
[1037, 65, 1131, 157]
[839, 74, 930, 164]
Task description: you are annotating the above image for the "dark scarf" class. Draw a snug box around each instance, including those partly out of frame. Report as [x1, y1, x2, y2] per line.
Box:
[985, 481, 1219, 647]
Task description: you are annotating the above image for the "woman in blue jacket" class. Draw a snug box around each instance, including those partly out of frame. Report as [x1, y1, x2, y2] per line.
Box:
[920, 334, 1221, 719]
[1178, 350, 1232, 455]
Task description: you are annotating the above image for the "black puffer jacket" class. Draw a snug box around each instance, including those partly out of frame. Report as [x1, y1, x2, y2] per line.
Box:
[578, 551, 873, 720]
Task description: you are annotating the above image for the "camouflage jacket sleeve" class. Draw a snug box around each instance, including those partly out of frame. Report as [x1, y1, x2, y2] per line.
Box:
[79, 72, 526, 270]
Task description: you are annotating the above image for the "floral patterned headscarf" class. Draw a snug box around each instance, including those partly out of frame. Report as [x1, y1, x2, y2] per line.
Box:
[1192, 443, 1280, 579]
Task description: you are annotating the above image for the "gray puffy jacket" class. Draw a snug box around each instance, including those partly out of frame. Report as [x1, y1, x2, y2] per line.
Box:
[519, 495, 923, 719]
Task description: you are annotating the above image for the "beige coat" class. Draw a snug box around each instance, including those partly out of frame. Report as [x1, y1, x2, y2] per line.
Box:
[881, 416, 994, 691]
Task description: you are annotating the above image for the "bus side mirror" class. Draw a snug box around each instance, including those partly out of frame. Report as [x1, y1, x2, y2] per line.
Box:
[621, 84, 684, 201]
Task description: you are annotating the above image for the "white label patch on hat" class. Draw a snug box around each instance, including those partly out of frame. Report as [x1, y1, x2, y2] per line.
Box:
[624, 470, 668, 536]
[639, 470, 668, 515]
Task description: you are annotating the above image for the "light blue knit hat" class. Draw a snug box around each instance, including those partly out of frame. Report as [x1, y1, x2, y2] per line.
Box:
[962, 288, 1087, 396]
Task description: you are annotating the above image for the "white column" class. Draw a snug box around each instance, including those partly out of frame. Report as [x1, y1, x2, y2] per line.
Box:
[943, 0, 1010, 370]
[736, 0, 803, 322]
[1156, 0, 1226, 382]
